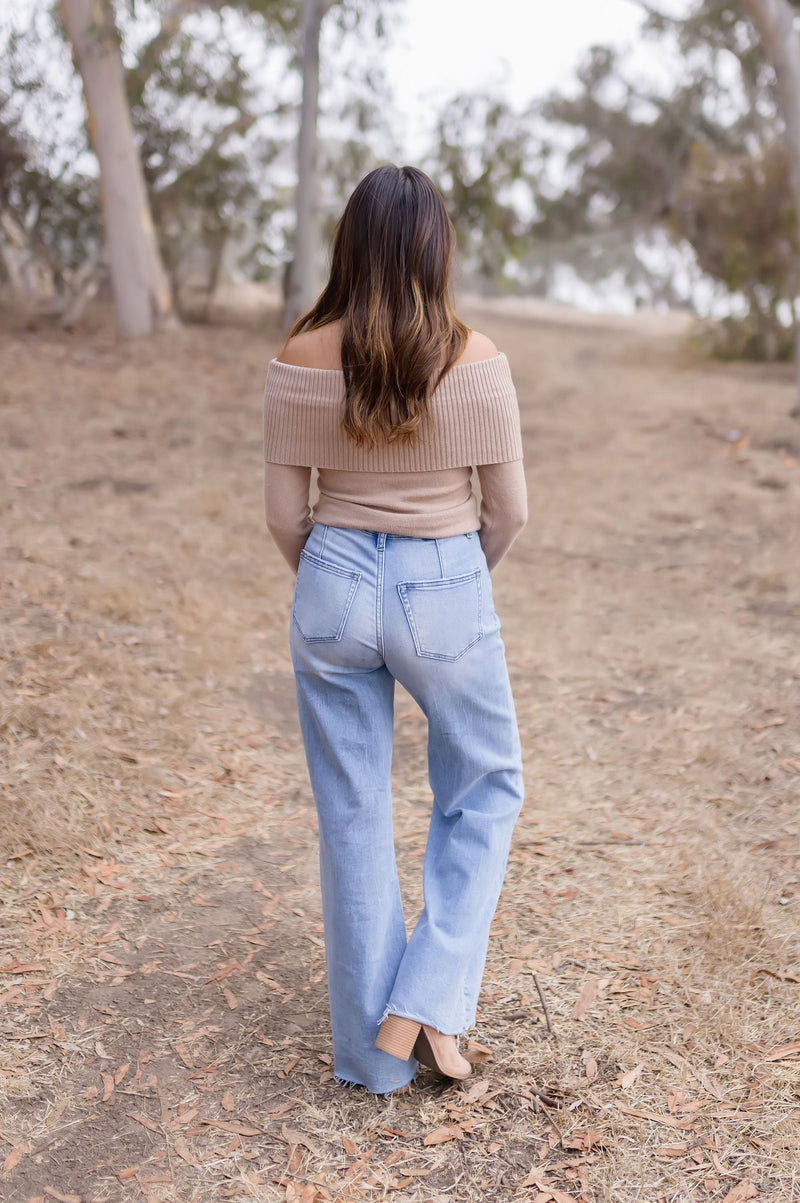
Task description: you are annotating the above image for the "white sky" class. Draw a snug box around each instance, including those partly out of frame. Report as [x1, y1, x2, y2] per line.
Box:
[384, 0, 647, 156]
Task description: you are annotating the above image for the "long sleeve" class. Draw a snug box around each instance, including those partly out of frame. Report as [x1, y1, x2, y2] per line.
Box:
[264, 462, 313, 573]
[477, 459, 528, 571]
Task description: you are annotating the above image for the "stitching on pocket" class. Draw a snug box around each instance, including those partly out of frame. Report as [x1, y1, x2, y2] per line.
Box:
[293, 550, 361, 642]
[397, 568, 483, 661]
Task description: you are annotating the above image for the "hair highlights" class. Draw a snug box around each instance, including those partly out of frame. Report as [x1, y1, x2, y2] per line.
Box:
[287, 165, 469, 446]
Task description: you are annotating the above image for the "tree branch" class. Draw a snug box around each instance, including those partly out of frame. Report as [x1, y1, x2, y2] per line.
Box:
[127, 0, 198, 99]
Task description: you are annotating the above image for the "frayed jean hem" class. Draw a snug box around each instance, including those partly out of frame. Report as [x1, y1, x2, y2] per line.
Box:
[377, 1003, 473, 1039]
[334, 1072, 416, 1096]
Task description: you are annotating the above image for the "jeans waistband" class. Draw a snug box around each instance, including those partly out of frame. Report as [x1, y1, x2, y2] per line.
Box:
[314, 523, 475, 544]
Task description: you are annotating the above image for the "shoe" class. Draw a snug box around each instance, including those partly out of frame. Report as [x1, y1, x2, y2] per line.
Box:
[414, 1026, 472, 1080]
[375, 1014, 472, 1080]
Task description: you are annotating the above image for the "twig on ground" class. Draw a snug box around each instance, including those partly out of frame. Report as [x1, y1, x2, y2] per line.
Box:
[533, 973, 555, 1041]
[507, 1084, 561, 1109]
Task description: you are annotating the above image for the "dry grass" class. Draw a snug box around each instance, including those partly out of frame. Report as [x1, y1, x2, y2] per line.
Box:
[1, 300, 799, 1202]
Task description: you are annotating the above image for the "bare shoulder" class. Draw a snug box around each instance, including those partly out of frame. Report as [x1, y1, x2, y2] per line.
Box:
[278, 321, 343, 369]
[455, 329, 500, 365]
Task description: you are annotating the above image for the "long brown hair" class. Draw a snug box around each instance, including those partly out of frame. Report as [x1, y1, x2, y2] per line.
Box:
[287, 164, 469, 447]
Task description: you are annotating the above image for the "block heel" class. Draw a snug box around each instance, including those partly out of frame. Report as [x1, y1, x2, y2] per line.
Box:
[374, 1014, 421, 1060]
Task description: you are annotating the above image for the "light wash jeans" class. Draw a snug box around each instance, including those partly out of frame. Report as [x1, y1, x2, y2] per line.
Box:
[289, 524, 524, 1093]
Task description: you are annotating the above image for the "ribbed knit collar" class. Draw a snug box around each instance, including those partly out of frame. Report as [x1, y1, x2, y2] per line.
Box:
[265, 353, 511, 404]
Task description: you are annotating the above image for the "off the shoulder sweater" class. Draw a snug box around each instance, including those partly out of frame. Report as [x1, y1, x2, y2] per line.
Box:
[262, 354, 528, 572]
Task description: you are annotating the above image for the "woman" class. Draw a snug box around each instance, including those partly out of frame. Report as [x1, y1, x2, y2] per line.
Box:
[263, 165, 527, 1095]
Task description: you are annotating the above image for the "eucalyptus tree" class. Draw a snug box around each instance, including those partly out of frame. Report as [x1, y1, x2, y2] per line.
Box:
[60, 0, 175, 336]
[283, 0, 328, 329]
[738, 0, 800, 407]
[283, 0, 395, 328]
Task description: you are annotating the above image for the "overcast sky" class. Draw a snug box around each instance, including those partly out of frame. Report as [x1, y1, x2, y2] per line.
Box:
[383, 0, 649, 156]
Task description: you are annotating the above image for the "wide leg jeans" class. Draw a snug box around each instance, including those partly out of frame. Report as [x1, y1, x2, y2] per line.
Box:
[289, 524, 524, 1093]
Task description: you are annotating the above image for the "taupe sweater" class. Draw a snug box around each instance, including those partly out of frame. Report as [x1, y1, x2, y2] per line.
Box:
[263, 354, 527, 572]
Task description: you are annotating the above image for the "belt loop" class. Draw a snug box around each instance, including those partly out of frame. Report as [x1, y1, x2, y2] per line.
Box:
[377, 532, 387, 550]
[434, 538, 445, 577]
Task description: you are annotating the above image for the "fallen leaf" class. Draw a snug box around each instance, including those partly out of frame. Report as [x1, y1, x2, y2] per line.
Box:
[0, 962, 47, 974]
[172, 1136, 199, 1166]
[760, 1041, 800, 1062]
[126, 1111, 160, 1133]
[280, 1124, 320, 1155]
[464, 1039, 493, 1063]
[617, 1062, 645, 1090]
[722, 1183, 759, 1203]
[168, 1106, 200, 1130]
[521, 1164, 550, 1189]
[572, 976, 599, 1020]
[585, 1056, 598, 1082]
[206, 963, 237, 984]
[583, 1129, 605, 1149]
[459, 1079, 492, 1104]
[101, 1073, 115, 1102]
[422, 1125, 458, 1146]
[222, 987, 238, 1010]
[3, 1145, 29, 1172]
[653, 1047, 726, 1102]
[44, 1190, 82, 1203]
[220, 1090, 235, 1112]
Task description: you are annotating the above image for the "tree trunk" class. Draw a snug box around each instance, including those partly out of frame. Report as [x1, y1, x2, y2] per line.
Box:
[60, 0, 175, 337]
[283, 0, 326, 331]
[740, 0, 800, 412]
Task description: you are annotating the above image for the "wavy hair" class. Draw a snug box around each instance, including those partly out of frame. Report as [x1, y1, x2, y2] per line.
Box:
[287, 164, 469, 447]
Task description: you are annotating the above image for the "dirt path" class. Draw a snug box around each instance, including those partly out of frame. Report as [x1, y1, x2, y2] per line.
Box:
[1, 303, 799, 1202]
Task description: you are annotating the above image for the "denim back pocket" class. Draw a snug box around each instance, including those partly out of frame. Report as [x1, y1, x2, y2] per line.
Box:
[397, 569, 483, 661]
[293, 550, 361, 642]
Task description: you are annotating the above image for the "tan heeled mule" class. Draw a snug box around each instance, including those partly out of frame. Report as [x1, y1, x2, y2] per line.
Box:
[375, 1014, 472, 1080]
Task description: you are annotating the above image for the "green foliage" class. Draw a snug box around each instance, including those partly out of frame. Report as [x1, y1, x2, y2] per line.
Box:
[124, 5, 284, 297]
[309, 0, 401, 266]
[509, 0, 796, 356]
[0, 0, 395, 312]
[0, 8, 102, 302]
[693, 312, 796, 361]
[426, 92, 538, 286]
[671, 141, 796, 296]
[670, 140, 797, 358]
